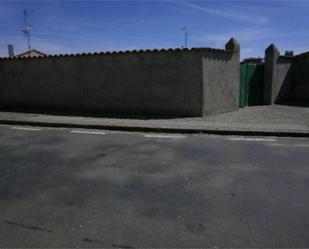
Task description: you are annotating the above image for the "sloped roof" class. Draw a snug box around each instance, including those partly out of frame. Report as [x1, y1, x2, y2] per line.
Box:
[16, 49, 47, 57]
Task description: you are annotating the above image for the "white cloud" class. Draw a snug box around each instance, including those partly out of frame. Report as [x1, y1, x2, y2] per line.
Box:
[193, 29, 283, 58]
[182, 2, 268, 24]
[194, 29, 279, 47]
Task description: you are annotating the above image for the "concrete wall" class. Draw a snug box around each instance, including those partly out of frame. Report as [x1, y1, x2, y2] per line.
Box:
[264, 44, 294, 104]
[202, 39, 240, 115]
[274, 56, 294, 103]
[264, 45, 309, 104]
[0, 41, 240, 117]
[0, 50, 203, 117]
[291, 53, 309, 101]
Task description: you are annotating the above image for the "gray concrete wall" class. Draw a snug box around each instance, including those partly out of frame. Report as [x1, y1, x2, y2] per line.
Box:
[0, 43, 239, 117]
[0, 50, 203, 117]
[264, 44, 294, 104]
[274, 56, 294, 103]
[203, 39, 240, 115]
[292, 53, 309, 101]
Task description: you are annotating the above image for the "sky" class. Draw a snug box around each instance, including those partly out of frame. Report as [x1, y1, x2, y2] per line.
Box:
[0, 0, 309, 59]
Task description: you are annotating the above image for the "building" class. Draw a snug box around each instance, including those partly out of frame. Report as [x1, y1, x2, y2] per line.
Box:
[241, 57, 264, 64]
[7, 44, 47, 58]
[16, 49, 47, 58]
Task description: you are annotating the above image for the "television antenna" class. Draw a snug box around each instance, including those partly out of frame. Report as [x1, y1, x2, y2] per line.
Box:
[181, 27, 190, 48]
[22, 9, 33, 51]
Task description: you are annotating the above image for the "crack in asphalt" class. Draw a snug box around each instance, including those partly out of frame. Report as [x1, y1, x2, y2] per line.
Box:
[111, 243, 135, 249]
[82, 238, 102, 244]
[2, 220, 134, 248]
[1, 219, 53, 233]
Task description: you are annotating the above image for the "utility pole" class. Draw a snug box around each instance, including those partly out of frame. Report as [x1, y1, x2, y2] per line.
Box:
[22, 9, 33, 51]
[181, 27, 190, 48]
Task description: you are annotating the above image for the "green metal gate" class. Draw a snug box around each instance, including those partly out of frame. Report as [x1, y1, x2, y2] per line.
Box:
[240, 64, 264, 107]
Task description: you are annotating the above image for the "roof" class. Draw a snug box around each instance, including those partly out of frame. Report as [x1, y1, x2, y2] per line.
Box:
[295, 51, 309, 58]
[16, 49, 47, 58]
[241, 57, 264, 64]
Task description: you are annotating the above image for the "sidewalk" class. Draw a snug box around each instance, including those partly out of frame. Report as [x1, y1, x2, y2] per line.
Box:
[0, 105, 308, 137]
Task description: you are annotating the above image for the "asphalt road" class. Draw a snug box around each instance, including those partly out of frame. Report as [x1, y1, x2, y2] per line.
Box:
[0, 125, 309, 248]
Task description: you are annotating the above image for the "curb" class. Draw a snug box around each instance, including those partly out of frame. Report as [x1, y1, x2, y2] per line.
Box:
[1, 119, 309, 138]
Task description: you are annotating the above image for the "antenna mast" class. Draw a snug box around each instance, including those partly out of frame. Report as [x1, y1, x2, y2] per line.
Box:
[181, 27, 190, 48]
[22, 9, 33, 51]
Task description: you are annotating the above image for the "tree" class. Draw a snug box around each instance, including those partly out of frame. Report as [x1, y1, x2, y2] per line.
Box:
[284, 50, 294, 56]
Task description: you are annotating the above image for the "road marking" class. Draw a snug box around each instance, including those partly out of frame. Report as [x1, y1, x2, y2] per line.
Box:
[144, 134, 186, 139]
[228, 137, 276, 142]
[267, 143, 289, 146]
[70, 130, 107, 135]
[294, 144, 309, 147]
[268, 143, 309, 147]
[11, 126, 41, 131]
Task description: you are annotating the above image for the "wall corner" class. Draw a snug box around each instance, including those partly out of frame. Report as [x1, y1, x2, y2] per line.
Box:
[225, 38, 240, 53]
[264, 44, 280, 104]
[225, 38, 240, 111]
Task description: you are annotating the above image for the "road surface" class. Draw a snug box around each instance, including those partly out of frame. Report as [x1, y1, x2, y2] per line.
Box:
[0, 124, 308, 248]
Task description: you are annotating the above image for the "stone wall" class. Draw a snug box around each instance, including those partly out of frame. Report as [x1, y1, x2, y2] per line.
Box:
[291, 52, 309, 101]
[0, 39, 240, 117]
[264, 45, 309, 104]
[263, 44, 294, 104]
[203, 38, 240, 115]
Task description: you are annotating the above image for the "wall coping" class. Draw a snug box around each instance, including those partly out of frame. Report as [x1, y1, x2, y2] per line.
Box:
[278, 52, 309, 61]
[294, 51, 309, 58]
[0, 47, 234, 61]
[279, 55, 294, 59]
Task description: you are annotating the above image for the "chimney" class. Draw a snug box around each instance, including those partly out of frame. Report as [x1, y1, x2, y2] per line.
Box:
[8, 44, 14, 57]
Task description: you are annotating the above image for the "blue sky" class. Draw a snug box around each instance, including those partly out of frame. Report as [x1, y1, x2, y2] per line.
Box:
[0, 0, 309, 58]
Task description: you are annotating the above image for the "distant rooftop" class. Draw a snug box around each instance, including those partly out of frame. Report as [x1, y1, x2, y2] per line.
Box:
[16, 49, 47, 58]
